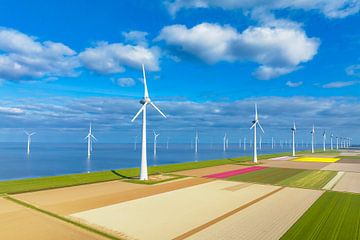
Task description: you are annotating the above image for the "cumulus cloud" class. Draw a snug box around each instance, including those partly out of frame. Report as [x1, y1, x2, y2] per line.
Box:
[166, 0, 360, 19]
[79, 42, 160, 74]
[157, 23, 319, 79]
[286, 80, 303, 87]
[116, 77, 136, 87]
[0, 28, 79, 81]
[322, 81, 359, 88]
[122, 31, 149, 46]
[346, 64, 360, 77]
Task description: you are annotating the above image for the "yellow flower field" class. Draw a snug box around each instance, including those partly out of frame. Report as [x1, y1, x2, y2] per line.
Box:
[293, 157, 340, 163]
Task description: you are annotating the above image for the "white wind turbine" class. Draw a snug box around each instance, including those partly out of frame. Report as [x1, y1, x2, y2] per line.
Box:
[134, 135, 138, 151]
[194, 131, 199, 153]
[311, 125, 315, 153]
[259, 135, 262, 150]
[223, 133, 227, 152]
[271, 137, 274, 150]
[84, 124, 97, 158]
[243, 137, 246, 151]
[25, 131, 36, 155]
[250, 104, 264, 163]
[322, 131, 326, 152]
[330, 133, 333, 150]
[131, 64, 167, 180]
[291, 122, 296, 157]
[336, 136, 339, 150]
[153, 131, 160, 157]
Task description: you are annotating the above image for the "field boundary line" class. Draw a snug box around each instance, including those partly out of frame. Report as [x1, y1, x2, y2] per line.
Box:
[323, 171, 345, 190]
[3, 195, 123, 240]
[173, 186, 285, 240]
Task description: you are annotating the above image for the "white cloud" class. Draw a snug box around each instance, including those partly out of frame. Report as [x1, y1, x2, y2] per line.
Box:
[158, 23, 319, 79]
[116, 77, 136, 87]
[122, 31, 149, 46]
[79, 42, 160, 74]
[346, 64, 360, 77]
[286, 80, 303, 87]
[0, 28, 79, 81]
[322, 81, 359, 88]
[166, 0, 360, 19]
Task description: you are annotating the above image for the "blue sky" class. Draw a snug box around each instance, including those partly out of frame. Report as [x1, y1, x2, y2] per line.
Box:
[0, 0, 359, 143]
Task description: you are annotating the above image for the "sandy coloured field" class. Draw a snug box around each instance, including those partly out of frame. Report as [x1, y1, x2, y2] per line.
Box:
[71, 180, 280, 240]
[175, 164, 248, 177]
[261, 160, 329, 170]
[187, 187, 323, 240]
[14, 177, 211, 215]
[321, 163, 360, 172]
[338, 158, 360, 163]
[332, 172, 360, 193]
[267, 156, 296, 161]
[0, 197, 107, 240]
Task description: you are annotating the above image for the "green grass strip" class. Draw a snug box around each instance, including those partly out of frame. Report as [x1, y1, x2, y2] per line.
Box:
[3, 195, 123, 240]
[228, 168, 306, 185]
[278, 170, 337, 189]
[0, 151, 301, 194]
[281, 191, 360, 240]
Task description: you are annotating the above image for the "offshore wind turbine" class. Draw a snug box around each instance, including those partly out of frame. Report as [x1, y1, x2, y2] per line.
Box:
[84, 124, 97, 158]
[271, 137, 274, 150]
[134, 135, 138, 151]
[250, 104, 264, 163]
[223, 133, 227, 152]
[243, 137, 246, 151]
[194, 131, 199, 153]
[330, 134, 334, 150]
[291, 122, 296, 157]
[153, 131, 160, 157]
[166, 137, 169, 150]
[259, 135, 262, 150]
[131, 64, 167, 180]
[336, 136, 339, 150]
[25, 131, 36, 155]
[322, 131, 326, 152]
[311, 125, 315, 153]
[238, 137, 242, 150]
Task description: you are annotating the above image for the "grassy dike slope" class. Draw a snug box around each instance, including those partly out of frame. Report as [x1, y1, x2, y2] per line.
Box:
[0, 152, 298, 194]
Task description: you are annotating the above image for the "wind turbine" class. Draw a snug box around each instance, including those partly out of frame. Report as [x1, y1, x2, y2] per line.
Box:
[134, 135, 138, 151]
[131, 64, 167, 180]
[194, 131, 199, 153]
[311, 125, 315, 153]
[238, 137, 242, 150]
[153, 131, 160, 157]
[250, 104, 264, 163]
[84, 124, 97, 158]
[166, 137, 169, 150]
[291, 122, 296, 157]
[336, 136, 339, 150]
[259, 135, 262, 150]
[271, 137, 274, 150]
[330, 134, 333, 150]
[322, 131, 326, 152]
[243, 137, 246, 151]
[25, 131, 36, 155]
[223, 133, 227, 152]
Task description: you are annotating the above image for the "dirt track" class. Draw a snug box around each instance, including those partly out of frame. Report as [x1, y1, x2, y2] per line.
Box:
[0, 197, 107, 240]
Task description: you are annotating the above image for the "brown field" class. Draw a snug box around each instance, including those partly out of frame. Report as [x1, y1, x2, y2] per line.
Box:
[14, 177, 211, 215]
[187, 188, 323, 240]
[71, 180, 280, 240]
[321, 163, 360, 172]
[332, 172, 360, 193]
[0, 197, 107, 240]
[174, 164, 248, 177]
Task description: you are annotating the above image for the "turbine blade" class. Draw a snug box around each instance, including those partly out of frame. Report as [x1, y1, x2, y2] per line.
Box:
[91, 135, 97, 141]
[131, 104, 146, 122]
[258, 122, 265, 133]
[150, 102, 167, 118]
[24, 131, 29, 135]
[250, 122, 256, 129]
[142, 64, 149, 98]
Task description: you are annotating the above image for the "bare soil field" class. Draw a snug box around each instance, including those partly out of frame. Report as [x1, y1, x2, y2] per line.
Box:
[321, 163, 360, 173]
[187, 187, 323, 240]
[332, 172, 360, 193]
[0, 197, 107, 240]
[14, 177, 211, 215]
[71, 180, 280, 240]
[261, 160, 329, 170]
[174, 164, 248, 177]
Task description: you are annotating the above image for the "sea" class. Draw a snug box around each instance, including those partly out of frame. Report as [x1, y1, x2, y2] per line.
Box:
[0, 142, 315, 181]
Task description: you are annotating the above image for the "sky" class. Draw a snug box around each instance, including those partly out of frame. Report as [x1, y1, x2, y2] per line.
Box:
[0, 0, 359, 144]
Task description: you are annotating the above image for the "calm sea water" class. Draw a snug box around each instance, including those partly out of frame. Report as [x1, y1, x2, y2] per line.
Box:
[0, 142, 314, 181]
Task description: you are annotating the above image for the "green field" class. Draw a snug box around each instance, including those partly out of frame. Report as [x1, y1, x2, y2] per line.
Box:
[228, 168, 306, 185]
[278, 170, 337, 189]
[0, 151, 296, 194]
[281, 191, 360, 240]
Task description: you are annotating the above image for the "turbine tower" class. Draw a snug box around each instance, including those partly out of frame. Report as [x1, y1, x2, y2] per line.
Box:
[322, 131, 326, 152]
[194, 131, 199, 153]
[330, 134, 333, 150]
[311, 125, 315, 153]
[291, 122, 296, 157]
[223, 133, 227, 152]
[131, 64, 167, 180]
[153, 131, 160, 157]
[25, 131, 36, 155]
[84, 124, 97, 158]
[271, 137, 274, 150]
[243, 137, 246, 151]
[134, 135, 137, 151]
[336, 136, 339, 150]
[250, 104, 264, 163]
[259, 135, 262, 150]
